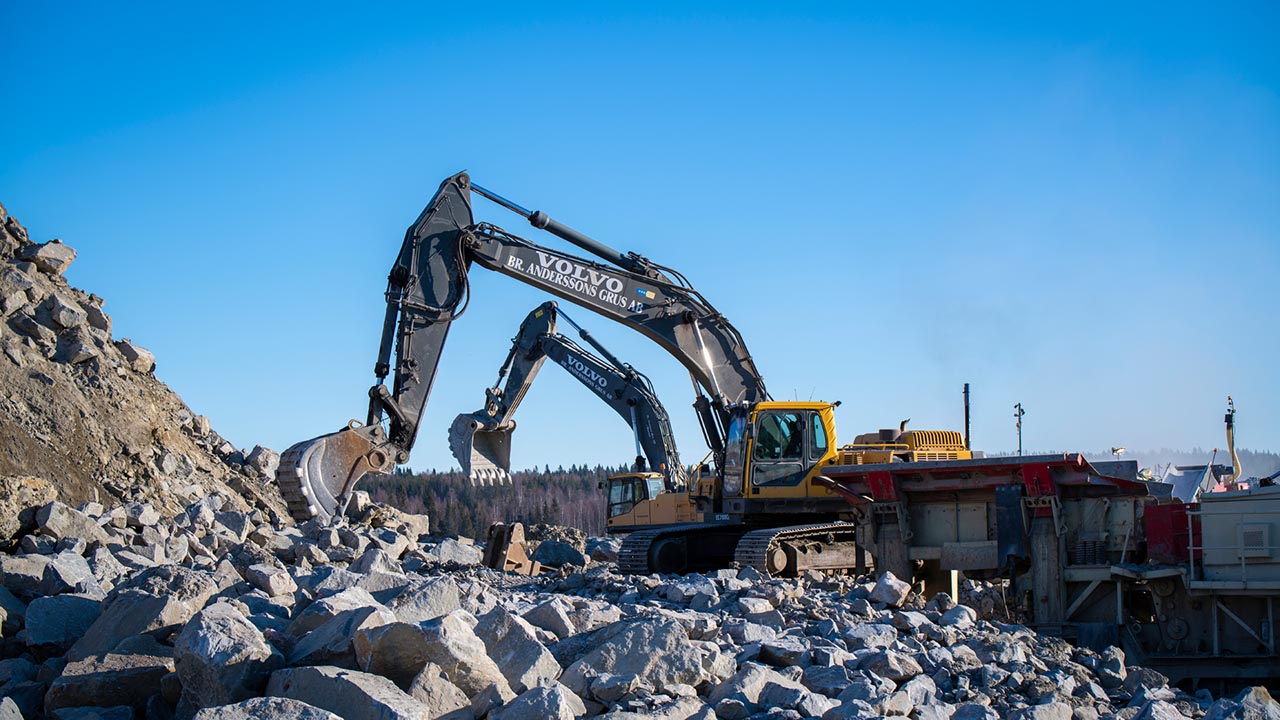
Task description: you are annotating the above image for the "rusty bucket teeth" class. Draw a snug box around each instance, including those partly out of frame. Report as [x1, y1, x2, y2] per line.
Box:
[448, 413, 514, 486]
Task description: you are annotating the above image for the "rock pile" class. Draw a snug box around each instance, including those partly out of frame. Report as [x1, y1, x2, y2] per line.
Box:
[0, 204, 288, 530]
[2, 488, 1276, 720]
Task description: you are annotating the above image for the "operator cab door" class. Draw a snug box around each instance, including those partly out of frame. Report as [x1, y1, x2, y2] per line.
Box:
[749, 410, 829, 489]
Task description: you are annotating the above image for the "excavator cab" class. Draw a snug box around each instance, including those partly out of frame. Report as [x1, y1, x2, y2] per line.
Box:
[605, 471, 698, 532]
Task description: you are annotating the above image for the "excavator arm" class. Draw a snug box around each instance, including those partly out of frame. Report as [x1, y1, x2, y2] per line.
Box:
[448, 301, 687, 489]
[277, 172, 765, 521]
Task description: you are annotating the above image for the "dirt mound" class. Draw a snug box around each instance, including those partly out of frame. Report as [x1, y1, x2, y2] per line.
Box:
[0, 202, 288, 530]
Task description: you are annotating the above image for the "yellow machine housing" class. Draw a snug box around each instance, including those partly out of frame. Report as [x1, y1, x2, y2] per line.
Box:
[837, 430, 971, 465]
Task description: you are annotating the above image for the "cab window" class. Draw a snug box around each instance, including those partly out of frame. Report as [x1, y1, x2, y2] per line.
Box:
[809, 413, 828, 457]
[646, 477, 664, 499]
[754, 412, 805, 460]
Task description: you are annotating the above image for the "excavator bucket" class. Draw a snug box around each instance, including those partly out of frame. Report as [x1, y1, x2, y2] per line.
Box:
[276, 424, 392, 522]
[448, 414, 514, 486]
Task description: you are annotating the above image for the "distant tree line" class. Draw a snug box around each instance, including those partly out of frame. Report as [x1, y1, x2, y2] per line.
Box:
[363, 464, 629, 539]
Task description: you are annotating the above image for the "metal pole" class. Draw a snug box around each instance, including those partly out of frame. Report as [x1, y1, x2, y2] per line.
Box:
[963, 383, 971, 450]
[1014, 402, 1026, 457]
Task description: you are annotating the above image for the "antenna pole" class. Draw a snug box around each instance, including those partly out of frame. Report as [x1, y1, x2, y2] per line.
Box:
[1013, 402, 1026, 457]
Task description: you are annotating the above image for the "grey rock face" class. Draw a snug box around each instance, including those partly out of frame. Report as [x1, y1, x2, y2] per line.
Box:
[23, 594, 101, 654]
[406, 663, 472, 720]
[113, 338, 155, 373]
[174, 602, 284, 711]
[390, 576, 462, 624]
[287, 586, 385, 638]
[353, 622, 437, 690]
[288, 605, 396, 668]
[416, 610, 512, 698]
[266, 666, 431, 720]
[67, 571, 218, 661]
[474, 607, 561, 693]
[532, 540, 587, 568]
[45, 636, 175, 713]
[522, 596, 577, 640]
[19, 240, 76, 275]
[34, 502, 109, 547]
[562, 618, 706, 698]
[245, 564, 297, 596]
[490, 682, 586, 720]
[190, 696, 343, 720]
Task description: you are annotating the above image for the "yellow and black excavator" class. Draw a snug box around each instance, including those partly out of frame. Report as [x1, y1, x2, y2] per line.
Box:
[275, 172, 968, 575]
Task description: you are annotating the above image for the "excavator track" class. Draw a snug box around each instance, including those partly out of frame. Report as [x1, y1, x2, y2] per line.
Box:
[618, 523, 747, 575]
[733, 522, 859, 576]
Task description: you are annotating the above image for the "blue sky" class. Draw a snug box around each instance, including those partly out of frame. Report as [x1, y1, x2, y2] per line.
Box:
[3, 3, 1277, 473]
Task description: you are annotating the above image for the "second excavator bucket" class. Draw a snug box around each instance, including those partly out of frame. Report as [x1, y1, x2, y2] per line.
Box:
[276, 424, 393, 523]
[448, 413, 514, 485]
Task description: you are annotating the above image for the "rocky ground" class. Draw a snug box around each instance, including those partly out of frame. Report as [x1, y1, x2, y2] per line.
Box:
[0, 204, 288, 528]
[1, 495, 1278, 720]
[1, 204, 1277, 720]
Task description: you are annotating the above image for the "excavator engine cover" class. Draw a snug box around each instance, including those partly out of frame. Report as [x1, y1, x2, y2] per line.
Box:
[276, 424, 393, 522]
[449, 414, 514, 485]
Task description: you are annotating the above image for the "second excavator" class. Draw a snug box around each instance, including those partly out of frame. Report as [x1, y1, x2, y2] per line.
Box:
[448, 300, 701, 530]
[276, 172, 968, 576]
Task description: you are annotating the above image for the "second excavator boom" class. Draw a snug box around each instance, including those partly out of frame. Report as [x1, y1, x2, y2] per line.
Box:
[448, 301, 688, 489]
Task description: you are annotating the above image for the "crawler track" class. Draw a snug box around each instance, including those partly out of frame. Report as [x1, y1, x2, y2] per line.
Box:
[733, 522, 859, 575]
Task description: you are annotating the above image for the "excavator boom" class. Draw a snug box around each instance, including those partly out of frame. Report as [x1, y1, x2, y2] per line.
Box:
[278, 172, 765, 521]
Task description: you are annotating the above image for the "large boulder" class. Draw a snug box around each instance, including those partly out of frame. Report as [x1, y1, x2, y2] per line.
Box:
[191, 697, 342, 720]
[474, 607, 561, 693]
[406, 663, 472, 720]
[353, 622, 437, 690]
[490, 683, 586, 720]
[175, 602, 285, 711]
[522, 596, 577, 640]
[266, 666, 432, 720]
[709, 662, 806, 705]
[286, 587, 386, 639]
[288, 605, 396, 668]
[416, 610, 511, 698]
[389, 576, 462, 624]
[869, 572, 912, 607]
[843, 622, 897, 651]
[0, 554, 50, 598]
[561, 618, 706, 697]
[532, 541, 587, 568]
[24, 594, 101, 655]
[19, 240, 76, 275]
[857, 650, 923, 682]
[34, 502, 110, 547]
[40, 551, 99, 596]
[45, 635, 175, 713]
[245, 564, 297, 597]
[67, 570, 219, 661]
